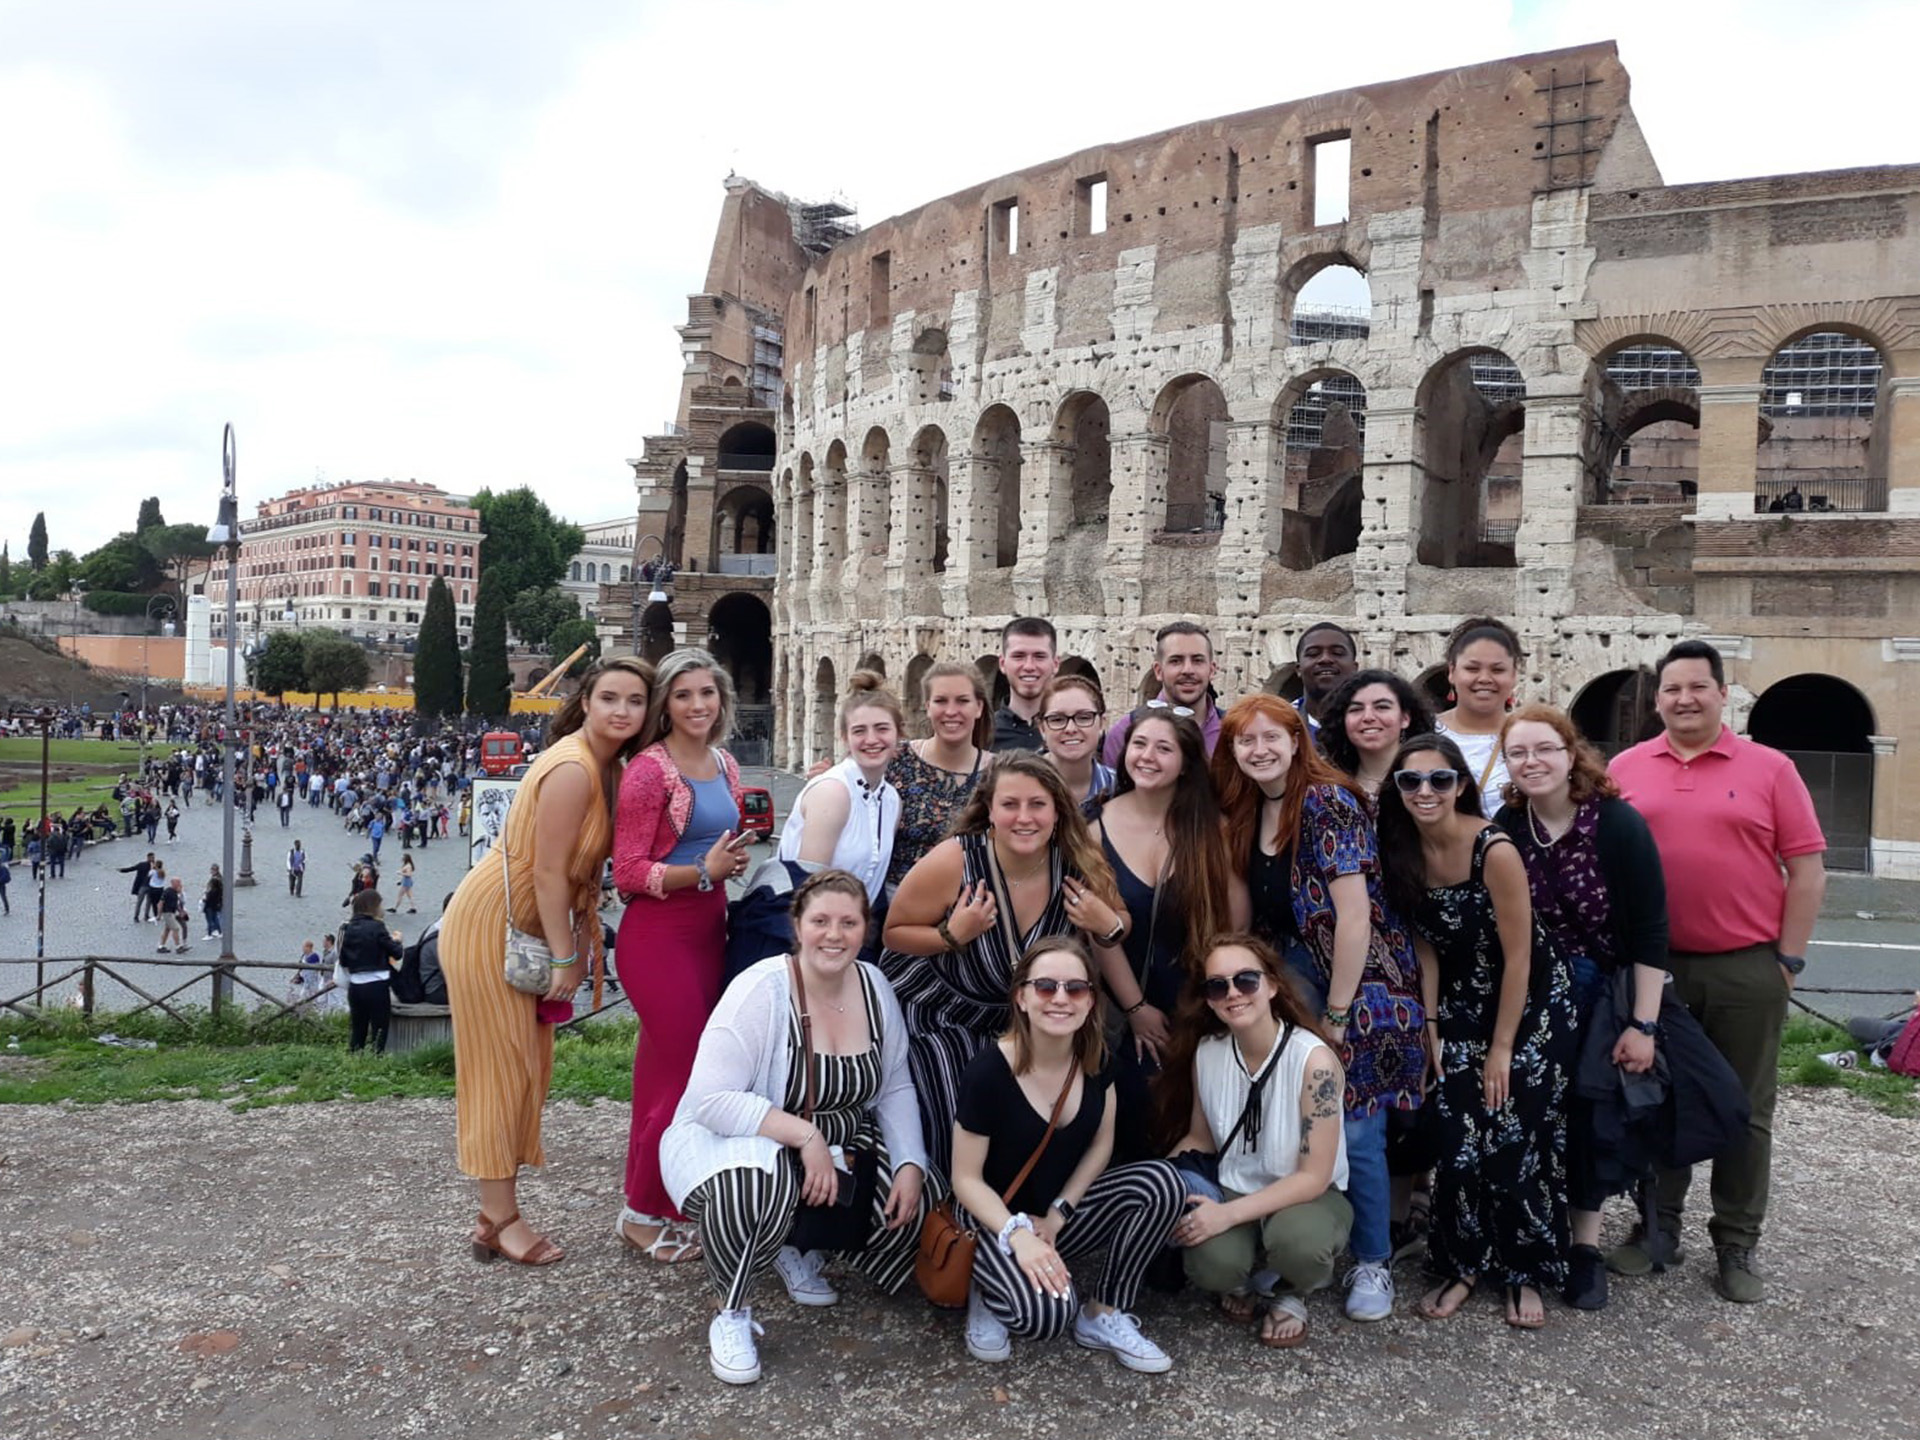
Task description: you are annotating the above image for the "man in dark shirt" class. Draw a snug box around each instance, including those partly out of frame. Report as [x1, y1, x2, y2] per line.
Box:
[1295, 622, 1360, 731]
[991, 617, 1059, 753]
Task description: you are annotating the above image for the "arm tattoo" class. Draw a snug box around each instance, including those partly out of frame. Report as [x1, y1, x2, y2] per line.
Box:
[1308, 1066, 1341, 1121]
[1297, 1130, 1311, 1157]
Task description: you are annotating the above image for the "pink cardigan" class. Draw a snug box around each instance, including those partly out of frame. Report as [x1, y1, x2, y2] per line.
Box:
[613, 742, 745, 900]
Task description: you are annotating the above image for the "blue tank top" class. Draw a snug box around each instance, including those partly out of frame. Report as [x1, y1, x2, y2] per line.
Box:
[665, 772, 740, 865]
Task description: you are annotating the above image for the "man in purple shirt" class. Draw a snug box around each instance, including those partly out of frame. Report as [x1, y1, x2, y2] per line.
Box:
[1100, 620, 1223, 764]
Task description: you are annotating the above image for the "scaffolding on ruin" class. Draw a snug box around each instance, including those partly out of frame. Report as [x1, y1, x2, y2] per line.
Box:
[1762, 331, 1883, 417]
[792, 195, 859, 255]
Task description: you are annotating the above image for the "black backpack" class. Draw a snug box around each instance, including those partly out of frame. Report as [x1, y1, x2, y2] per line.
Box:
[394, 920, 448, 1006]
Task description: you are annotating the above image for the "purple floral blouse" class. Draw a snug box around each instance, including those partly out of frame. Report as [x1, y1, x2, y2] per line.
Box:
[1502, 797, 1616, 969]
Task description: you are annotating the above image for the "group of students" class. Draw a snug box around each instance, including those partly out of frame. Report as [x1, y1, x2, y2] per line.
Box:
[441, 614, 1825, 1385]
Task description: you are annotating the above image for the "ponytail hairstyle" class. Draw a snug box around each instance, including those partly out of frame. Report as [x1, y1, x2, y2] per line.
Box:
[1006, 934, 1107, 1077]
[839, 670, 905, 740]
[549, 655, 656, 760]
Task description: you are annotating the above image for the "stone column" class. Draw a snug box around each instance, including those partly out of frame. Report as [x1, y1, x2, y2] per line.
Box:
[1692, 357, 1766, 522]
[1514, 386, 1583, 619]
[812, 473, 846, 621]
[940, 451, 984, 619]
[1884, 370, 1920, 515]
[1102, 425, 1164, 619]
[1012, 439, 1073, 613]
[1352, 396, 1418, 623]
[1217, 418, 1276, 618]
[885, 460, 934, 621]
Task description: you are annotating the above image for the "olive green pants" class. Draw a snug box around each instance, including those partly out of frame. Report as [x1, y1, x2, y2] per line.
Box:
[1184, 1185, 1353, 1299]
[1655, 944, 1789, 1251]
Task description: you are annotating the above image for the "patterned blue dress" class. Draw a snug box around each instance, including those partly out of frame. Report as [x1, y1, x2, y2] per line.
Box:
[1413, 827, 1577, 1290]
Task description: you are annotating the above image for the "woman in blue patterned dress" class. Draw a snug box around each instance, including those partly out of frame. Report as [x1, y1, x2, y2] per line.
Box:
[1216, 694, 1425, 1324]
[1377, 734, 1577, 1330]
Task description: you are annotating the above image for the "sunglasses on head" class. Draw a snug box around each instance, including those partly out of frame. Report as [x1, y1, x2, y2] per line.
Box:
[1022, 976, 1095, 1000]
[1144, 699, 1196, 718]
[1202, 969, 1266, 1001]
[1393, 768, 1461, 795]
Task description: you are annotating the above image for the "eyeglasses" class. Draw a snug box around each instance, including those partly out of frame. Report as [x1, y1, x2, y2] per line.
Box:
[1393, 768, 1461, 795]
[1022, 977, 1095, 1000]
[1203, 970, 1266, 1002]
[1144, 699, 1196, 718]
[1040, 710, 1101, 732]
[1502, 744, 1568, 764]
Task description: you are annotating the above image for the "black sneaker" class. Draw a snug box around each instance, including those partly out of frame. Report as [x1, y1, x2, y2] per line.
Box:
[1564, 1244, 1608, 1310]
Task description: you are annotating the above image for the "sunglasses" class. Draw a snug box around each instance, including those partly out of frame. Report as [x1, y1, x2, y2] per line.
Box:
[1144, 699, 1196, 718]
[1202, 969, 1266, 1002]
[1022, 977, 1095, 1000]
[1393, 768, 1461, 795]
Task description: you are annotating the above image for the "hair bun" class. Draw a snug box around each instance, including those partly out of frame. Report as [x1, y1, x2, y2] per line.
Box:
[847, 669, 884, 695]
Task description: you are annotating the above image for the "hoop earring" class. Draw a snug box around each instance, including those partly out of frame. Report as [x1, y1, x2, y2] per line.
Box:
[1505, 695, 1515, 711]
[1445, 688, 1457, 705]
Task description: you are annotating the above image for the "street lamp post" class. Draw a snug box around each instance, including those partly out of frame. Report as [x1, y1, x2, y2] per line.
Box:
[628, 533, 672, 657]
[32, 705, 52, 997]
[205, 424, 242, 1010]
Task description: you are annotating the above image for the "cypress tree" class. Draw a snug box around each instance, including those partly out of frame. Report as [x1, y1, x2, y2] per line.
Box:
[465, 565, 512, 718]
[414, 576, 464, 719]
[28, 513, 48, 571]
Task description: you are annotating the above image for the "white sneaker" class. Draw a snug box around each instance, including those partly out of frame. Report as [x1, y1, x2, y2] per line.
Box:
[773, 1245, 838, 1307]
[708, 1307, 763, 1385]
[965, 1286, 1011, 1363]
[1072, 1308, 1172, 1373]
[1344, 1261, 1395, 1322]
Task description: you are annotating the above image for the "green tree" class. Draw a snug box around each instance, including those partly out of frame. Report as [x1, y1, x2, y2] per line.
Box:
[27, 550, 76, 600]
[79, 532, 163, 594]
[252, 631, 309, 698]
[464, 565, 512, 718]
[141, 522, 218, 594]
[27, 513, 48, 571]
[505, 584, 580, 650]
[0, 542, 11, 597]
[301, 632, 371, 710]
[548, 617, 600, 678]
[414, 576, 464, 720]
[136, 497, 166, 534]
[471, 487, 585, 601]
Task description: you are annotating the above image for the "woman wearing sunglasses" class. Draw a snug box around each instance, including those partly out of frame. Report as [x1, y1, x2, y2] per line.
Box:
[1036, 675, 1116, 815]
[949, 936, 1186, 1372]
[1376, 735, 1576, 1330]
[1493, 704, 1668, 1310]
[1161, 935, 1352, 1348]
[880, 752, 1125, 1181]
[1213, 694, 1424, 1324]
[1090, 706, 1232, 1159]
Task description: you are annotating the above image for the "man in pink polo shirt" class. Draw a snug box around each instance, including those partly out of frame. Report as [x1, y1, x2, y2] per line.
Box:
[1607, 640, 1826, 1303]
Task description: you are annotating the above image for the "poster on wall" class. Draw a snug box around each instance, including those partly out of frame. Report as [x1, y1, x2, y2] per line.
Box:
[468, 777, 522, 870]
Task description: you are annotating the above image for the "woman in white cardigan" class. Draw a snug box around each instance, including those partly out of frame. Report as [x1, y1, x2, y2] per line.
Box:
[662, 869, 930, 1386]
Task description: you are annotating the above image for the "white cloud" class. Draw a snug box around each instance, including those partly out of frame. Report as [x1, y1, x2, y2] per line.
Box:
[0, 0, 1906, 557]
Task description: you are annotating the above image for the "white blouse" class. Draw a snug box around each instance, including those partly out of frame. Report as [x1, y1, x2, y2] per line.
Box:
[1194, 1027, 1348, 1195]
[1437, 723, 1508, 819]
[776, 756, 899, 901]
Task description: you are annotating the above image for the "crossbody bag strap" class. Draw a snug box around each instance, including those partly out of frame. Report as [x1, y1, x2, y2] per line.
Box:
[999, 1064, 1076, 1207]
[786, 953, 816, 1122]
[1216, 1021, 1293, 1156]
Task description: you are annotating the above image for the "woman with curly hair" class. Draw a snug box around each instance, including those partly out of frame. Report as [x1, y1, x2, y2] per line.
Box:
[1320, 669, 1436, 802]
[880, 751, 1126, 1180]
[1215, 694, 1424, 1324]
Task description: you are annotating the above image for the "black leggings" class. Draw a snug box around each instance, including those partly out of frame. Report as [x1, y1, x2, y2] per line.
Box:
[347, 980, 392, 1053]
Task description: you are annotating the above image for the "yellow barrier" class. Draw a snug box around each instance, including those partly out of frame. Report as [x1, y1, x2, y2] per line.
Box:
[176, 688, 564, 715]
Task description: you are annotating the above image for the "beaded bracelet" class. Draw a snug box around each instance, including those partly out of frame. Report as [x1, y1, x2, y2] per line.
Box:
[1323, 1005, 1352, 1027]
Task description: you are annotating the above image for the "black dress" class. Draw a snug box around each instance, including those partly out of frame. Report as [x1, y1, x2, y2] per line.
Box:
[1099, 825, 1186, 1161]
[1413, 828, 1576, 1291]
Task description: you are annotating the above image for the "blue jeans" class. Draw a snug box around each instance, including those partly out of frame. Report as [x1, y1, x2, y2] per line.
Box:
[1279, 936, 1392, 1265]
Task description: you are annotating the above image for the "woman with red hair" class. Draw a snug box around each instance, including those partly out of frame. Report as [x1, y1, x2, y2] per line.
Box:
[1215, 694, 1425, 1324]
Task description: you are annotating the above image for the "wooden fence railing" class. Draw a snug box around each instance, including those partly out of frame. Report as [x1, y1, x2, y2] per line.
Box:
[0, 956, 335, 1028]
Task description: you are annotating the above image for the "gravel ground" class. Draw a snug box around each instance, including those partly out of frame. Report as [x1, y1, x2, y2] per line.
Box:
[1, 1087, 1913, 1440]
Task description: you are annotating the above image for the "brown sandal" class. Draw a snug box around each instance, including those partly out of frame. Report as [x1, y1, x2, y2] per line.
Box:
[471, 1211, 565, 1266]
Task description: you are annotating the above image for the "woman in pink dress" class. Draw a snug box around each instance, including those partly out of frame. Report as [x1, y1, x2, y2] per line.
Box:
[612, 648, 752, 1261]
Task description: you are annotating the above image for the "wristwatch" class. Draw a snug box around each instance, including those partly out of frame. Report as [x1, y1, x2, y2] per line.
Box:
[1628, 1018, 1661, 1037]
[1049, 1196, 1076, 1224]
[1776, 951, 1806, 976]
[695, 856, 713, 893]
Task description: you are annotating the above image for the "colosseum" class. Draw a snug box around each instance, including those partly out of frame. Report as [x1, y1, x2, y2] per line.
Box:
[610, 39, 1920, 878]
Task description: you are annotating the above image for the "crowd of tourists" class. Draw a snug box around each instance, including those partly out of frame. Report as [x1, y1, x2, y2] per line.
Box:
[443, 616, 1827, 1386]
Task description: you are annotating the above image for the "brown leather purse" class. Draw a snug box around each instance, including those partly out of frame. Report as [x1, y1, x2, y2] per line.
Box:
[914, 1065, 1076, 1309]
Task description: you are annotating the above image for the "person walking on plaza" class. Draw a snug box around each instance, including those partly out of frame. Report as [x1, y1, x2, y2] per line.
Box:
[398, 854, 418, 913]
[203, 864, 225, 941]
[1607, 641, 1826, 1303]
[287, 840, 307, 897]
[991, 617, 1062, 754]
[369, 813, 386, 862]
[0, 855, 11, 916]
[146, 861, 168, 923]
[165, 799, 181, 843]
[278, 784, 294, 828]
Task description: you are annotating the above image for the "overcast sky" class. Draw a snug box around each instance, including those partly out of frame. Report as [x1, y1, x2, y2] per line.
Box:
[2, 0, 1910, 558]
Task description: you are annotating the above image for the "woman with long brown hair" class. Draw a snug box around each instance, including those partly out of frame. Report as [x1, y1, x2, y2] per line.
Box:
[1162, 933, 1352, 1349]
[442, 655, 654, 1266]
[1090, 705, 1231, 1158]
[1214, 693, 1424, 1324]
[879, 751, 1125, 1180]
[884, 660, 993, 894]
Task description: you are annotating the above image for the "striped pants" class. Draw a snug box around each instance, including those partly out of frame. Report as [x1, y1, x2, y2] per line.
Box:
[685, 1155, 929, 1311]
[963, 1160, 1186, 1339]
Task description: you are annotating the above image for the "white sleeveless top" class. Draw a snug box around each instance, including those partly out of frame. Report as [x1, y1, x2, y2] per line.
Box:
[1195, 1026, 1348, 1194]
[776, 756, 900, 901]
[1436, 723, 1507, 819]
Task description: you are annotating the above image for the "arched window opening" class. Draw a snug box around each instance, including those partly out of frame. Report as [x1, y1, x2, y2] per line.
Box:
[972, 406, 1023, 568]
[1416, 349, 1524, 568]
[811, 657, 838, 763]
[1055, 392, 1112, 537]
[709, 592, 773, 710]
[860, 426, 892, 567]
[1588, 344, 1702, 505]
[1569, 668, 1659, 754]
[666, 459, 690, 568]
[1279, 371, 1368, 570]
[717, 422, 777, 473]
[1757, 331, 1887, 513]
[1154, 375, 1230, 535]
[822, 441, 851, 577]
[1750, 673, 1875, 870]
[1289, 262, 1371, 345]
[910, 426, 951, 574]
[903, 652, 935, 738]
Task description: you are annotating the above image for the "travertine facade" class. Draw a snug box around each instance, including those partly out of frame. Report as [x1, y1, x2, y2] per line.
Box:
[629, 42, 1920, 875]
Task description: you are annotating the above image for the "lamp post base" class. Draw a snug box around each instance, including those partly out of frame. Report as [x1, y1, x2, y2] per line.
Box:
[236, 826, 258, 887]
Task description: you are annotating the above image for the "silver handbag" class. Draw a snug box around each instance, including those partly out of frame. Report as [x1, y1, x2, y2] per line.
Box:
[499, 841, 555, 995]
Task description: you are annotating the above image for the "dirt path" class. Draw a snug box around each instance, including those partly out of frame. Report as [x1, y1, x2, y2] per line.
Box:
[1, 1089, 1913, 1440]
